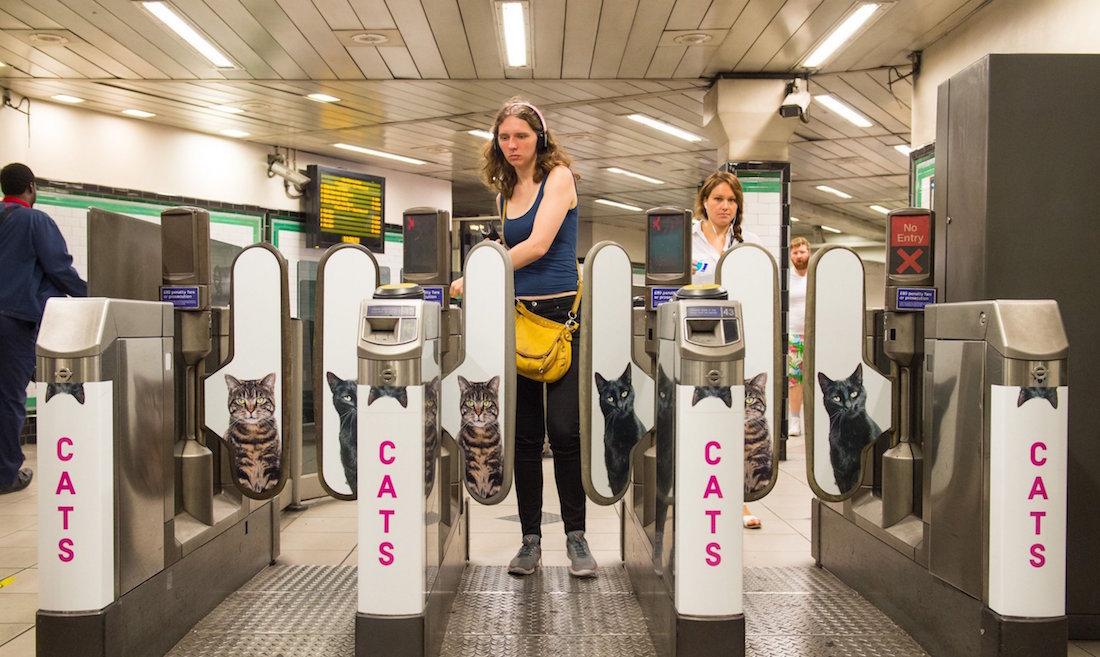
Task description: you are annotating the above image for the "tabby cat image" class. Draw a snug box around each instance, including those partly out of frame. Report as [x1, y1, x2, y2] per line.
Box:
[818, 364, 881, 494]
[224, 373, 281, 495]
[743, 372, 773, 495]
[594, 364, 644, 497]
[457, 375, 503, 500]
[325, 372, 357, 493]
[423, 376, 441, 498]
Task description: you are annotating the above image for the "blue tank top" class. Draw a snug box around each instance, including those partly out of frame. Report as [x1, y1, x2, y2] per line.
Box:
[502, 176, 579, 297]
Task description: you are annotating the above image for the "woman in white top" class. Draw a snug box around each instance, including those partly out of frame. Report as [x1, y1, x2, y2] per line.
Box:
[690, 170, 762, 529]
[691, 171, 762, 284]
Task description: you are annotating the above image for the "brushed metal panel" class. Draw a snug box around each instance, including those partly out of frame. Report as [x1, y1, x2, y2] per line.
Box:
[116, 337, 172, 596]
[927, 339, 985, 599]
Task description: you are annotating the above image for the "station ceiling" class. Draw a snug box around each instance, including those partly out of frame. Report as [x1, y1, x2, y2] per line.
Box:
[0, 0, 982, 245]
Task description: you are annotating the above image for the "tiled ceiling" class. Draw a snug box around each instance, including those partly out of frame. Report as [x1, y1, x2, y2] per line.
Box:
[0, 0, 986, 243]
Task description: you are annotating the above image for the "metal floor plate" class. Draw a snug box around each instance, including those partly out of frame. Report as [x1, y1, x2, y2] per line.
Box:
[165, 564, 930, 657]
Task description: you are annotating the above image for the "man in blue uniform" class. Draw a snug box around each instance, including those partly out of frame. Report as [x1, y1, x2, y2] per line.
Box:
[0, 163, 87, 494]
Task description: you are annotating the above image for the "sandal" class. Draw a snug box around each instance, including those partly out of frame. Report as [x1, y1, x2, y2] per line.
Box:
[742, 514, 762, 529]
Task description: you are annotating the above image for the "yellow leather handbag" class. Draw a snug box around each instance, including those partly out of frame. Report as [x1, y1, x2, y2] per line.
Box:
[514, 288, 580, 383]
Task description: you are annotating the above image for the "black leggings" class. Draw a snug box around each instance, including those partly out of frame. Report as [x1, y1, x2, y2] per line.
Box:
[513, 295, 586, 537]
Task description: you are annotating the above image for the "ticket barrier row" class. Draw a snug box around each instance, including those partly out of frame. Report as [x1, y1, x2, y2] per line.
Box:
[34, 208, 286, 657]
[805, 210, 1069, 656]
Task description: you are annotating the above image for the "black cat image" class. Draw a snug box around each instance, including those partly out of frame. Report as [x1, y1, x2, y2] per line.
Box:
[45, 382, 85, 404]
[325, 372, 357, 494]
[818, 364, 881, 494]
[691, 385, 732, 407]
[743, 372, 773, 495]
[653, 365, 675, 575]
[1018, 387, 1058, 409]
[594, 364, 645, 497]
[368, 385, 407, 407]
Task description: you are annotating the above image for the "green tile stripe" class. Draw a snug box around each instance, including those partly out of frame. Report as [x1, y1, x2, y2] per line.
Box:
[38, 192, 262, 242]
[272, 218, 404, 247]
[739, 175, 783, 194]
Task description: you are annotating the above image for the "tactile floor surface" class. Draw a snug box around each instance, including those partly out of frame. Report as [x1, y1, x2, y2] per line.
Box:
[165, 564, 930, 656]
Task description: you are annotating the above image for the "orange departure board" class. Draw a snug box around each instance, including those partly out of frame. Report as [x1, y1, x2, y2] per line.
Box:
[305, 164, 385, 252]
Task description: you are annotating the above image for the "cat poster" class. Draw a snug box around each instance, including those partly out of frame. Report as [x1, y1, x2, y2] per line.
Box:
[987, 384, 1067, 618]
[717, 243, 781, 500]
[440, 241, 515, 504]
[581, 242, 654, 504]
[314, 244, 379, 499]
[203, 244, 290, 501]
[805, 247, 890, 499]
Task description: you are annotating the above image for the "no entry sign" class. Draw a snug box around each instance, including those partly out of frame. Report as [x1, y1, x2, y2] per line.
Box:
[888, 211, 932, 281]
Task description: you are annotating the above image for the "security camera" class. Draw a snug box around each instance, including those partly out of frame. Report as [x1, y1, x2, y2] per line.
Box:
[779, 84, 811, 119]
[267, 154, 311, 189]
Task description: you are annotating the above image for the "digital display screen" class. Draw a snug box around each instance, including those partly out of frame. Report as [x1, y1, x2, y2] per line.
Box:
[403, 212, 438, 275]
[306, 165, 385, 252]
[647, 213, 686, 274]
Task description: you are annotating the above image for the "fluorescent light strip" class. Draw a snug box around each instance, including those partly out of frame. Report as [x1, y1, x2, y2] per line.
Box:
[214, 104, 244, 114]
[869, 204, 890, 214]
[122, 109, 156, 118]
[143, 2, 234, 68]
[822, 225, 843, 234]
[501, 2, 528, 67]
[468, 129, 495, 140]
[605, 167, 664, 185]
[894, 144, 912, 155]
[815, 95, 873, 128]
[219, 129, 249, 138]
[628, 114, 702, 143]
[803, 3, 879, 68]
[307, 93, 340, 103]
[790, 216, 801, 222]
[51, 95, 84, 104]
[334, 143, 427, 166]
[595, 198, 643, 212]
[816, 185, 852, 199]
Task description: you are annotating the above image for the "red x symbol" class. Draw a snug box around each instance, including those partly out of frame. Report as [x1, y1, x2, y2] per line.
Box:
[896, 248, 924, 273]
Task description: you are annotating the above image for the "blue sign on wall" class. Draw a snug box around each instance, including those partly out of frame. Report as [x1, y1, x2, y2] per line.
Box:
[896, 287, 937, 310]
[160, 286, 200, 309]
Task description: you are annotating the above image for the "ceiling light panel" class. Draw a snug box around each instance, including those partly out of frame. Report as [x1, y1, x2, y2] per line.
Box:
[816, 185, 852, 199]
[595, 198, 643, 212]
[627, 114, 702, 142]
[51, 94, 84, 104]
[803, 3, 882, 69]
[605, 167, 664, 185]
[814, 95, 873, 128]
[334, 143, 426, 166]
[497, 1, 531, 68]
[141, 1, 234, 68]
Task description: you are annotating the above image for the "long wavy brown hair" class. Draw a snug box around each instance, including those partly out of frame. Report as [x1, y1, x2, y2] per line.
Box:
[480, 97, 578, 202]
[694, 170, 746, 244]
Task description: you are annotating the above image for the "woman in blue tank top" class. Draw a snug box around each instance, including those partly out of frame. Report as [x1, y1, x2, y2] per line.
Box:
[449, 98, 595, 578]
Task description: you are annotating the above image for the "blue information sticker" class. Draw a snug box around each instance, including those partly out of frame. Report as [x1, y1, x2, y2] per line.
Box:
[650, 287, 680, 308]
[896, 287, 937, 310]
[422, 286, 445, 306]
[160, 286, 200, 309]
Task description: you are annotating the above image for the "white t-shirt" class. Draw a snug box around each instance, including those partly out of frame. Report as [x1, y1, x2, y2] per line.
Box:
[788, 268, 808, 334]
[690, 220, 761, 285]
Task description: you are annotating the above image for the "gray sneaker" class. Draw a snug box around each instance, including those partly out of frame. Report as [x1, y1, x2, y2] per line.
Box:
[508, 534, 541, 575]
[566, 530, 597, 578]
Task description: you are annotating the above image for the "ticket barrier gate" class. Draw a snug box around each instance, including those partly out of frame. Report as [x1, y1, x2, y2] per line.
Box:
[355, 285, 460, 657]
[34, 298, 278, 657]
[624, 287, 747, 657]
[813, 298, 1069, 656]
